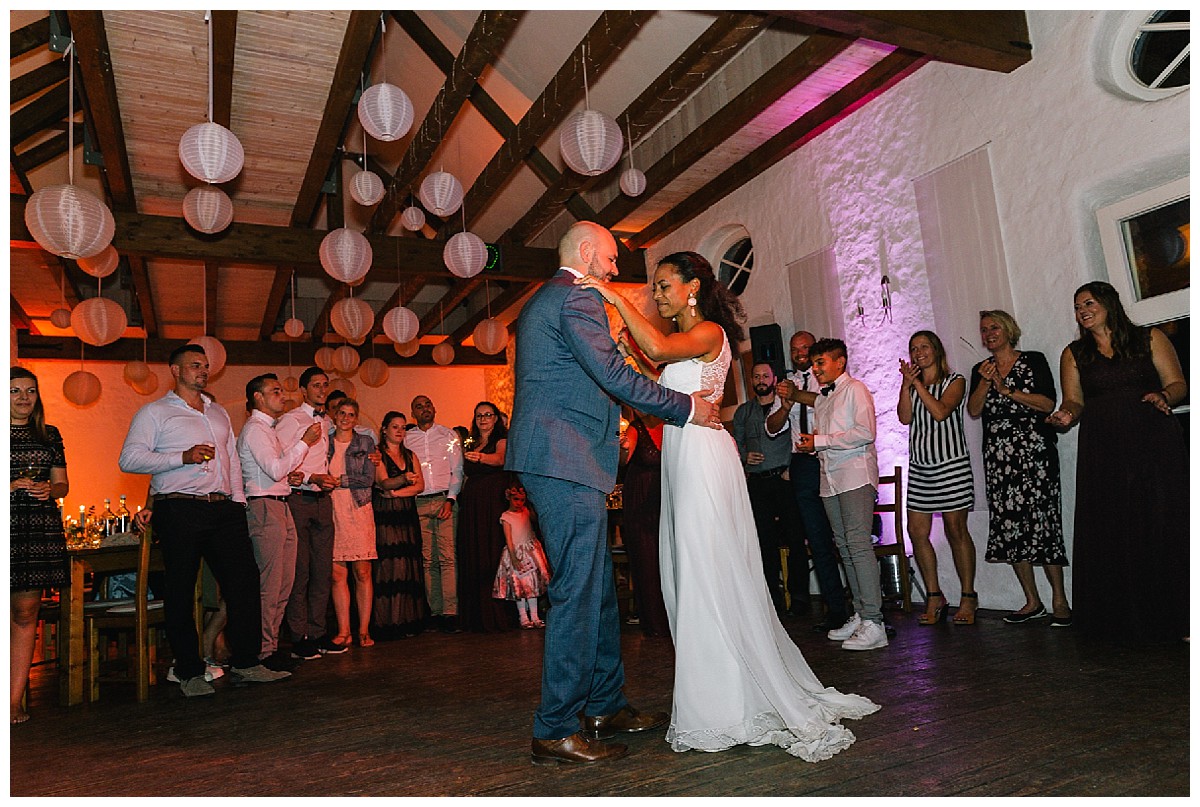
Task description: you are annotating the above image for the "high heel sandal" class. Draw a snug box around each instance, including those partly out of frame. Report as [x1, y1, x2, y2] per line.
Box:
[953, 592, 978, 625]
[918, 592, 947, 625]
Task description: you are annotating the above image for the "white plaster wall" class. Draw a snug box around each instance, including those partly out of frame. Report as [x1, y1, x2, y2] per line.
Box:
[647, 10, 1189, 611]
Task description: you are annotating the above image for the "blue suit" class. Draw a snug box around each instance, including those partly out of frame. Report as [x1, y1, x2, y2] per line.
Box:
[506, 269, 691, 739]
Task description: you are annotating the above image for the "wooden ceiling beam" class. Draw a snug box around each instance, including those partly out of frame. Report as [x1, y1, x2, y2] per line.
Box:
[11, 59, 69, 104]
[595, 31, 855, 231]
[446, 281, 534, 346]
[11, 82, 69, 146]
[455, 11, 653, 234]
[370, 11, 525, 234]
[259, 268, 296, 341]
[417, 277, 485, 339]
[125, 255, 157, 337]
[773, 11, 1031, 73]
[11, 17, 50, 59]
[289, 11, 380, 229]
[209, 11, 238, 127]
[11, 296, 39, 335]
[13, 123, 83, 172]
[10, 148, 33, 195]
[627, 50, 927, 250]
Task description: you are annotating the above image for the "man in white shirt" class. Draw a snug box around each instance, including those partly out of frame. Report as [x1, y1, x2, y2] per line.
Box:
[404, 395, 464, 633]
[238, 373, 322, 672]
[794, 338, 887, 652]
[119, 344, 291, 697]
[275, 367, 345, 660]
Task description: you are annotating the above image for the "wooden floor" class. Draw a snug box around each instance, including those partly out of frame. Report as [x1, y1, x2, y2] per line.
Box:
[10, 606, 1189, 797]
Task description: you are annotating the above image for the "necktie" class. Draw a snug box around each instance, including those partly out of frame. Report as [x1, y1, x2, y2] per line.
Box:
[797, 372, 809, 434]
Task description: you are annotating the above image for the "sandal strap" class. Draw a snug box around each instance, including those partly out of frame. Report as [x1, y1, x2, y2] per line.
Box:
[927, 591, 945, 598]
[960, 592, 978, 599]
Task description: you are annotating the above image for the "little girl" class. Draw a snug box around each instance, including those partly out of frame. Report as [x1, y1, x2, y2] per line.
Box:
[492, 478, 550, 629]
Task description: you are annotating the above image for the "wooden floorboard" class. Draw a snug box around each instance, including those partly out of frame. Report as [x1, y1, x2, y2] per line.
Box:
[10, 607, 1189, 796]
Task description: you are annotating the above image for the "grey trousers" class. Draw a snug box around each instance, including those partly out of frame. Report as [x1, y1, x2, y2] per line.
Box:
[284, 493, 334, 640]
[822, 484, 883, 625]
[247, 498, 298, 657]
[416, 493, 457, 616]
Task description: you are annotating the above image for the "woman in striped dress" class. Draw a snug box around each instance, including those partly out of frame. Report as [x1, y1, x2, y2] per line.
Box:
[897, 331, 978, 625]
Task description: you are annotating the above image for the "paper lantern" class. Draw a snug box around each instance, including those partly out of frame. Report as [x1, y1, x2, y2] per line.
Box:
[78, 245, 119, 278]
[382, 306, 419, 344]
[24, 184, 116, 260]
[179, 121, 244, 184]
[182, 185, 234, 234]
[349, 169, 385, 207]
[49, 308, 72, 329]
[473, 318, 508, 355]
[283, 318, 305, 338]
[444, 231, 487, 279]
[131, 372, 159, 396]
[619, 167, 647, 197]
[282, 375, 299, 392]
[560, 109, 623, 176]
[123, 360, 151, 384]
[63, 370, 101, 406]
[329, 376, 357, 398]
[330, 297, 374, 342]
[359, 357, 389, 387]
[394, 338, 420, 358]
[418, 171, 464, 217]
[319, 228, 373, 284]
[314, 346, 337, 372]
[188, 335, 227, 377]
[357, 82, 414, 142]
[331, 345, 361, 376]
[400, 206, 426, 232]
[431, 342, 455, 366]
[71, 297, 127, 346]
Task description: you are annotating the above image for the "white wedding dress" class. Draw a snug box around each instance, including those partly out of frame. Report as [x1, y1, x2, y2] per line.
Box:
[657, 332, 880, 761]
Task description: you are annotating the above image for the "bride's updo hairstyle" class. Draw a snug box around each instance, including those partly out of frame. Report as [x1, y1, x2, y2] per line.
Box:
[657, 251, 746, 345]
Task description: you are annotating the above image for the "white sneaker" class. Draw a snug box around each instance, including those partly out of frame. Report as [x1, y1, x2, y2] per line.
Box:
[841, 619, 889, 651]
[827, 614, 861, 641]
[166, 663, 224, 683]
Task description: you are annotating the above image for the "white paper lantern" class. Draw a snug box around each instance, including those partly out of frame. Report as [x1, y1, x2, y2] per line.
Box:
[330, 297, 374, 342]
[382, 306, 419, 344]
[182, 185, 234, 234]
[78, 245, 119, 278]
[282, 375, 299, 392]
[394, 338, 420, 358]
[332, 345, 361, 375]
[123, 360, 151, 384]
[131, 372, 159, 396]
[314, 346, 337, 372]
[283, 318, 305, 338]
[24, 184, 116, 260]
[619, 167, 647, 197]
[349, 169, 385, 207]
[359, 357, 389, 387]
[400, 206, 426, 232]
[418, 171, 464, 217]
[188, 335, 227, 377]
[319, 228, 373, 284]
[560, 109, 623, 176]
[179, 121, 245, 184]
[49, 308, 72, 329]
[444, 231, 487, 279]
[329, 376, 357, 398]
[473, 318, 508, 355]
[431, 341, 455, 365]
[357, 82, 414, 142]
[70, 297, 127, 346]
[63, 370, 102, 406]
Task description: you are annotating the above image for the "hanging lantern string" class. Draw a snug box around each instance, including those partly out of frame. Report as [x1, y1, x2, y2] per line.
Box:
[205, 11, 214, 124]
[65, 37, 75, 185]
[485, 279, 492, 319]
[581, 43, 590, 111]
[290, 270, 296, 320]
[626, 119, 636, 170]
[379, 12, 387, 84]
[59, 267, 66, 309]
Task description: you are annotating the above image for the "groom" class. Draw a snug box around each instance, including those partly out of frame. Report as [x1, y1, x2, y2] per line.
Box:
[507, 221, 721, 765]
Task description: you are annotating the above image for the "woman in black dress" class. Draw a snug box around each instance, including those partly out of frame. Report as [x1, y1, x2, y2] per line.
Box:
[455, 401, 516, 632]
[1047, 283, 1188, 642]
[10, 367, 70, 724]
[618, 408, 671, 638]
[373, 411, 427, 639]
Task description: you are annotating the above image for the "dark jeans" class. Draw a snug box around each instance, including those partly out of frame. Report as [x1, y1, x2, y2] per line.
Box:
[789, 453, 848, 625]
[745, 470, 804, 614]
[151, 498, 262, 679]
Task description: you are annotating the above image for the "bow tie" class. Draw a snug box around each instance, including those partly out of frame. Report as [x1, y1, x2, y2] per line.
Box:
[313, 409, 325, 417]
[820, 383, 835, 396]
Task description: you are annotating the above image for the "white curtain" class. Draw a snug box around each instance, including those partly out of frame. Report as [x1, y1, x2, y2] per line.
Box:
[786, 245, 844, 343]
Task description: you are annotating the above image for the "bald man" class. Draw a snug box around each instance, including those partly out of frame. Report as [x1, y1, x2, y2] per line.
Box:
[507, 221, 721, 766]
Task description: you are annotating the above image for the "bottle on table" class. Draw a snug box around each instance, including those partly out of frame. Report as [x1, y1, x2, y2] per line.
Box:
[116, 495, 132, 533]
[101, 498, 117, 536]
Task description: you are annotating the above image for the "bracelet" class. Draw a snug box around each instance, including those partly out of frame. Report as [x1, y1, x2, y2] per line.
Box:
[1160, 389, 1172, 406]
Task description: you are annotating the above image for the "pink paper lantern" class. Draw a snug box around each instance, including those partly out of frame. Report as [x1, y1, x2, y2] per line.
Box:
[283, 318, 305, 338]
[418, 171, 464, 217]
[179, 121, 244, 184]
[63, 370, 102, 407]
[330, 297, 374, 342]
[382, 306, 419, 344]
[349, 169, 385, 207]
[71, 297, 127, 346]
[560, 109, 623, 176]
[78, 245, 119, 278]
[619, 167, 646, 197]
[332, 345, 361, 376]
[444, 231, 487, 279]
[473, 318, 508, 355]
[314, 346, 337, 372]
[357, 82, 414, 143]
[431, 342, 455, 366]
[394, 338, 420, 358]
[182, 185, 234, 234]
[329, 376, 357, 398]
[282, 375, 299, 392]
[24, 184, 115, 260]
[400, 206, 426, 232]
[319, 228, 373, 285]
[131, 372, 159, 396]
[49, 308, 72, 329]
[359, 357, 389, 387]
[188, 335, 227, 377]
[123, 360, 151, 384]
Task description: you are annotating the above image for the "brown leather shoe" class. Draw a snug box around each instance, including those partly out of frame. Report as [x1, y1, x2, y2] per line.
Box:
[530, 732, 629, 766]
[580, 705, 668, 740]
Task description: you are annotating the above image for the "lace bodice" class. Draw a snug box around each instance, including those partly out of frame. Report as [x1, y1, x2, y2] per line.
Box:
[658, 331, 731, 405]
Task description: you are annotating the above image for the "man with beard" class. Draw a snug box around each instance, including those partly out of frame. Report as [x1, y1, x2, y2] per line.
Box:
[732, 361, 805, 619]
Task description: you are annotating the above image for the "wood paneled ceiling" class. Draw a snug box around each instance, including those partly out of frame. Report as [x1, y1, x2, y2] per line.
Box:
[11, 10, 1031, 366]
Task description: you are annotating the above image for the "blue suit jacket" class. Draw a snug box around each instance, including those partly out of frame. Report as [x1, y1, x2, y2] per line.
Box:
[506, 269, 692, 492]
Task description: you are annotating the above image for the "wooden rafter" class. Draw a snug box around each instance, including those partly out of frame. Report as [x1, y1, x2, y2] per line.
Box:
[11, 296, 39, 335]
[310, 284, 348, 342]
[10, 148, 33, 195]
[11, 82, 69, 146]
[447, 281, 534, 346]
[369, 10, 525, 234]
[258, 268, 296, 341]
[366, 274, 428, 340]
[11, 59, 69, 104]
[13, 123, 83, 173]
[595, 31, 855, 231]
[627, 51, 927, 250]
[417, 277, 484, 340]
[11, 17, 50, 59]
[209, 11, 237, 127]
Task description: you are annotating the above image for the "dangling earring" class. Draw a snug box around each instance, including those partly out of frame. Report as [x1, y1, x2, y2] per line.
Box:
[687, 290, 698, 317]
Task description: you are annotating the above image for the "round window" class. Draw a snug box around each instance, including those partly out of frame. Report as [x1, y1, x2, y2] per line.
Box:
[718, 236, 754, 296]
[1097, 10, 1190, 101]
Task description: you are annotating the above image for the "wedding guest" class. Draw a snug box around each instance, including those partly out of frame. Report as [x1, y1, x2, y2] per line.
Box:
[327, 398, 378, 648]
[617, 407, 670, 638]
[492, 476, 551, 629]
[373, 411, 427, 639]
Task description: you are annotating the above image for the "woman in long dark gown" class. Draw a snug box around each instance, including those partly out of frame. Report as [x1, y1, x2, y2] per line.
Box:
[373, 411, 427, 639]
[456, 401, 516, 632]
[1047, 281, 1188, 643]
[619, 407, 671, 639]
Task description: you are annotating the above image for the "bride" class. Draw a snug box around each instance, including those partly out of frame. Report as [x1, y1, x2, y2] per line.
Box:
[576, 251, 879, 761]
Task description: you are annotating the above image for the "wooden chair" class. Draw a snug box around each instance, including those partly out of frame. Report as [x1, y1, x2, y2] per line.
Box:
[874, 466, 912, 613]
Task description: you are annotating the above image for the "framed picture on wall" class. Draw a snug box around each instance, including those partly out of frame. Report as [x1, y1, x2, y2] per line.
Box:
[1096, 176, 1189, 325]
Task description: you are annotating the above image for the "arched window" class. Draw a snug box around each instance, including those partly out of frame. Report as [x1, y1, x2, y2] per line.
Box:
[1097, 10, 1190, 101]
[717, 234, 754, 296]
